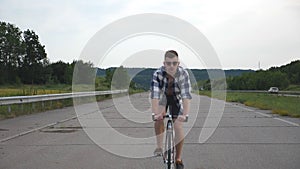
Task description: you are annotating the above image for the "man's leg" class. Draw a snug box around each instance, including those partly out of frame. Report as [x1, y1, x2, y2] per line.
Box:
[174, 121, 184, 161]
[154, 105, 166, 154]
[154, 120, 164, 148]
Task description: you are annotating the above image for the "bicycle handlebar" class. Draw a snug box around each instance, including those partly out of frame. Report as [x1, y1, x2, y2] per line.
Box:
[152, 113, 188, 122]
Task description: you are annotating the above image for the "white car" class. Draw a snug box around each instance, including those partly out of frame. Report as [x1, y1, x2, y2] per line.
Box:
[268, 87, 279, 94]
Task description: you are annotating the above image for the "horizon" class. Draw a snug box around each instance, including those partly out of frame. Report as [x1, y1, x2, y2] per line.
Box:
[94, 59, 299, 71]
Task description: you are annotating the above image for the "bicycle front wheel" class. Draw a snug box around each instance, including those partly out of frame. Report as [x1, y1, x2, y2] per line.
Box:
[165, 131, 174, 169]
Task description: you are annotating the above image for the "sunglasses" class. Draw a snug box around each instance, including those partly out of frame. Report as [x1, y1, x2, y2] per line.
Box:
[165, 61, 179, 66]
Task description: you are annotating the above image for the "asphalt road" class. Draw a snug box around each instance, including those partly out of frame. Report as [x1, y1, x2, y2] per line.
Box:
[0, 93, 299, 169]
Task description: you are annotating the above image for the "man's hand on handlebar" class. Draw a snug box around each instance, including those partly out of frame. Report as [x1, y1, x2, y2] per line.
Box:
[152, 113, 189, 122]
[153, 113, 164, 121]
[177, 115, 187, 122]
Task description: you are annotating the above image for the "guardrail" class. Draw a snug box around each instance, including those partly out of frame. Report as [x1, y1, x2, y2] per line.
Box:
[0, 89, 128, 106]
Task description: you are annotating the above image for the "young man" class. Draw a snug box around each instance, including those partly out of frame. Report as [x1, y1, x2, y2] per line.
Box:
[151, 50, 192, 169]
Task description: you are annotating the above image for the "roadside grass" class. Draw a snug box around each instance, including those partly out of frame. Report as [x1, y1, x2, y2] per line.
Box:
[285, 85, 300, 91]
[0, 94, 113, 120]
[198, 91, 300, 118]
[0, 84, 71, 97]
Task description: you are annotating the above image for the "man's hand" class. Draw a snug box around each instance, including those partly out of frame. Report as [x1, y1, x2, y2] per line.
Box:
[154, 113, 164, 121]
[177, 115, 188, 122]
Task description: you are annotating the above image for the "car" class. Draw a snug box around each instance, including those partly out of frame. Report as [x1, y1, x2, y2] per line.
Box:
[268, 87, 279, 94]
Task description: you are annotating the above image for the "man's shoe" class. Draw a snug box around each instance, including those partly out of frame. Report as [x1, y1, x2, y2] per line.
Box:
[153, 147, 163, 156]
[175, 160, 184, 169]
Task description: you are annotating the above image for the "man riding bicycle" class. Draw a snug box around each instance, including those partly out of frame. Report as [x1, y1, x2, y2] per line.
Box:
[151, 50, 192, 169]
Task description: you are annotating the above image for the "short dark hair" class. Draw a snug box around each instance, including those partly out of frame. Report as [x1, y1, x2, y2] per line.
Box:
[165, 50, 178, 59]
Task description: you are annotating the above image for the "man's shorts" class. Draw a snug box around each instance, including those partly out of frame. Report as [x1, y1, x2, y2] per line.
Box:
[159, 95, 181, 117]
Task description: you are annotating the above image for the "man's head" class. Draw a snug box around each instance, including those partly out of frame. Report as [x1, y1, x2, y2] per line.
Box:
[164, 50, 180, 76]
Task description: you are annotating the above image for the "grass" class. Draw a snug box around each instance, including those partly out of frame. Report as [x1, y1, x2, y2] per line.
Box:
[285, 85, 300, 91]
[0, 99, 73, 119]
[0, 84, 71, 97]
[198, 91, 300, 118]
[0, 94, 114, 120]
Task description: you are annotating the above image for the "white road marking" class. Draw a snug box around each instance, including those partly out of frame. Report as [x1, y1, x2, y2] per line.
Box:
[253, 111, 272, 118]
[229, 103, 299, 127]
[274, 118, 300, 127]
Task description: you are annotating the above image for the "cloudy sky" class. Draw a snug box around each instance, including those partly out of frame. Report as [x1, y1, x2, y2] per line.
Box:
[1, 0, 299, 69]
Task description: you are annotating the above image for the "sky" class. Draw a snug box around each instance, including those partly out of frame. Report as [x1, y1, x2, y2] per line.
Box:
[1, 0, 299, 70]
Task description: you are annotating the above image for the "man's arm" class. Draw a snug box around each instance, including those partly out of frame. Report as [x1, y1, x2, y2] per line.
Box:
[152, 99, 165, 120]
[179, 69, 192, 121]
[182, 98, 190, 116]
[151, 99, 159, 115]
[151, 70, 164, 120]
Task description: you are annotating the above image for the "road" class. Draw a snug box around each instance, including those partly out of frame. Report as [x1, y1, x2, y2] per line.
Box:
[0, 92, 299, 169]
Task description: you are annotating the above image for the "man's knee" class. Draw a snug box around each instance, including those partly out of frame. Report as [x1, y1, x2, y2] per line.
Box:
[174, 121, 183, 131]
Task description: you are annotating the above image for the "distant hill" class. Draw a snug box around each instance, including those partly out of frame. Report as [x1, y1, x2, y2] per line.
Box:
[227, 60, 300, 90]
[96, 67, 254, 90]
[268, 60, 300, 85]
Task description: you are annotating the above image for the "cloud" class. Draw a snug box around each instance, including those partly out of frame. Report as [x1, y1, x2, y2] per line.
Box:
[0, 0, 299, 69]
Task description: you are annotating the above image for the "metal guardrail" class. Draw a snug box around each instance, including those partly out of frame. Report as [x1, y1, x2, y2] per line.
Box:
[0, 89, 128, 106]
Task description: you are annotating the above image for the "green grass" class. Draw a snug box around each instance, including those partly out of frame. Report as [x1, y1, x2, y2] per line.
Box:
[0, 84, 71, 97]
[285, 85, 300, 91]
[198, 91, 300, 118]
[0, 95, 113, 120]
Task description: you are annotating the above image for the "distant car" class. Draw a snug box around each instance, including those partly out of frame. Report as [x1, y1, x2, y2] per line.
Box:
[268, 87, 279, 94]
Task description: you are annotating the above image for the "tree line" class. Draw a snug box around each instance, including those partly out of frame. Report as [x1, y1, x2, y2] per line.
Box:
[0, 21, 99, 86]
[227, 60, 300, 90]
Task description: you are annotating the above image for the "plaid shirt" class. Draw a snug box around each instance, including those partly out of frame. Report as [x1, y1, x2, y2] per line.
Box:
[150, 66, 192, 113]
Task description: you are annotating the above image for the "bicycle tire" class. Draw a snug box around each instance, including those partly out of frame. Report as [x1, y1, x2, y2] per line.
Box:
[165, 132, 171, 169]
[165, 121, 174, 169]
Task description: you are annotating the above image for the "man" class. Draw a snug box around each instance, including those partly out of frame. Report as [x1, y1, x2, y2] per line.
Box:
[151, 50, 192, 169]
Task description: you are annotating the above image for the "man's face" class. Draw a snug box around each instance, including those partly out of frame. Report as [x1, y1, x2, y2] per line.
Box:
[164, 56, 179, 76]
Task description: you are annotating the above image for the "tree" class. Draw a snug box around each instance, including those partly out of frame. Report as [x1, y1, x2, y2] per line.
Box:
[279, 60, 300, 84]
[111, 66, 130, 89]
[105, 67, 115, 87]
[227, 68, 290, 90]
[72, 60, 95, 84]
[48, 61, 70, 84]
[20, 29, 49, 84]
[0, 22, 24, 84]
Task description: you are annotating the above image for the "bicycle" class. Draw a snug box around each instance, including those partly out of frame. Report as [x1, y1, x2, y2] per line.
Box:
[152, 111, 188, 169]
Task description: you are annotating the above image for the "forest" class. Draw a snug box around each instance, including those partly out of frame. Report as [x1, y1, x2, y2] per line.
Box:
[226, 60, 299, 90]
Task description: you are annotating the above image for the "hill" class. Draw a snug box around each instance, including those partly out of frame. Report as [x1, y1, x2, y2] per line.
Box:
[227, 60, 300, 90]
[97, 67, 254, 90]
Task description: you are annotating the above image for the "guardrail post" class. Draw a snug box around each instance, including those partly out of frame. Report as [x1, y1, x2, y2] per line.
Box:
[8, 105, 11, 113]
[32, 103, 35, 112]
[21, 103, 24, 113]
[42, 101, 44, 111]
